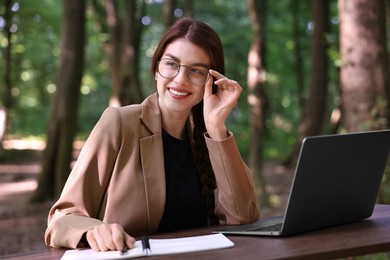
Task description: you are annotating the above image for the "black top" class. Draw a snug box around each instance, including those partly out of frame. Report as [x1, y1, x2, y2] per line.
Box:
[157, 129, 207, 232]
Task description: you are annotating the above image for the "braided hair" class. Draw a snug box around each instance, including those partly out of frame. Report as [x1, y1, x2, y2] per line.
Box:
[151, 18, 225, 225]
[191, 101, 219, 225]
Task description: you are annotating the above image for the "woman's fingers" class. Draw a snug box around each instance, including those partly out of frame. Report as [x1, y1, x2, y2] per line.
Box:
[86, 223, 135, 252]
[209, 69, 242, 93]
[209, 69, 225, 80]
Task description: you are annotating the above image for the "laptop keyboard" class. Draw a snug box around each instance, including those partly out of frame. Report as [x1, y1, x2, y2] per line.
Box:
[247, 223, 283, 232]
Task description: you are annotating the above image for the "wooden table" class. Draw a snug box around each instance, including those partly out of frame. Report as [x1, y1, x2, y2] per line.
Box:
[3, 204, 390, 260]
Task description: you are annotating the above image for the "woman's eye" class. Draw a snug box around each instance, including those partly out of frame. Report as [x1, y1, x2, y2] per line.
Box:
[166, 61, 179, 68]
[191, 68, 206, 76]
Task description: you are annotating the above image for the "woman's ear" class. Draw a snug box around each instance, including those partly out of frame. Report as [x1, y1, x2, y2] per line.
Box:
[155, 72, 158, 80]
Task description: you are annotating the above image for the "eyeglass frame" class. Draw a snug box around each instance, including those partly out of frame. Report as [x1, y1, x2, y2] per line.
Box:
[156, 58, 211, 86]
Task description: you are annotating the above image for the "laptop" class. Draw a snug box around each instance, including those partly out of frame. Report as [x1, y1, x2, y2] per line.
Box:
[214, 129, 390, 236]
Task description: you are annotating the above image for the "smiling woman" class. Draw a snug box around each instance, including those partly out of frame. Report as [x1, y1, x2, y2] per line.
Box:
[45, 17, 260, 252]
[154, 39, 210, 130]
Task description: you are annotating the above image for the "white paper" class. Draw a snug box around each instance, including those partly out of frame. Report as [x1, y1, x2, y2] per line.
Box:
[61, 233, 234, 259]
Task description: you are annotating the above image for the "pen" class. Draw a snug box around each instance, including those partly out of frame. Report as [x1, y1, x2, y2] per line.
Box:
[120, 246, 128, 256]
[142, 236, 151, 256]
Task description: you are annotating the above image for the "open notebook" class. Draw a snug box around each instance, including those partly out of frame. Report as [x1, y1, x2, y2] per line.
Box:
[61, 233, 234, 259]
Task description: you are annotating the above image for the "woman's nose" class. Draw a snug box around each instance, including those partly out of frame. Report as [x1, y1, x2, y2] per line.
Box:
[174, 67, 190, 85]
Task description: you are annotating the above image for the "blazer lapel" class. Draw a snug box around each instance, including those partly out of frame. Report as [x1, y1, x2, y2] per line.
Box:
[139, 93, 166, 233]
[140, 134, 166, 233]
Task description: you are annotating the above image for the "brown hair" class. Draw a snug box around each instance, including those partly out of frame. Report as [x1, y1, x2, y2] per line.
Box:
[151, 18, 224, 76]
[152, 18, 224, 225]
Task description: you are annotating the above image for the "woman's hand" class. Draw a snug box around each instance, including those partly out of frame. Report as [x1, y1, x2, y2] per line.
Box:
[86, 223, 136, 252]
[203, 69, 242, 140]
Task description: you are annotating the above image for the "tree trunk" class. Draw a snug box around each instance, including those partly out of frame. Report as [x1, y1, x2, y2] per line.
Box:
[284, 0, 330, 167]
[104, 0, 122, 107]
[291, 0, 306, 113]
[339, 0, 388, 132]
[122, 0, 144, 105]
[300, 0, 329, 136]
[247, 0, 270, 208]
[163, 0, 176, 28]
[31, 0, 86, 202]
[104, 0, 144, 107]
[184, 0, 194, 17]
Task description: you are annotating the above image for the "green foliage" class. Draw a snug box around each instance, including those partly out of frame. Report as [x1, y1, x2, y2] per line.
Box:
[0, 0, 339, 160]
[0, 0, 61, 136]
[2, 0, 390, 220]
[3, 0, 390, 205]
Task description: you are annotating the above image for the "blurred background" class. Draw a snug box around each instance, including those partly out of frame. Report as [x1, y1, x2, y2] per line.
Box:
[0, 0, 389, 257]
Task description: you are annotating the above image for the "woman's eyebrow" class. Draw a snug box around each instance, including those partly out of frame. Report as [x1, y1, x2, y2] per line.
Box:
[162, 53, 209, 68]
[162, 53, 179, 61]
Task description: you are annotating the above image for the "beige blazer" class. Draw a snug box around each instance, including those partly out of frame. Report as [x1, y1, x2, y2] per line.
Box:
[45, 93, 260, 249]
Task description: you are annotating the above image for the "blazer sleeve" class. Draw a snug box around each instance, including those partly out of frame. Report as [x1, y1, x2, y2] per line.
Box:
[44, 107, 122, 249]
[205, 132, 260, 225]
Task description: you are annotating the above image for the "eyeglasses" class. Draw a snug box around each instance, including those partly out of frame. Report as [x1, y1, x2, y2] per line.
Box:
[157, 58, 210, 86]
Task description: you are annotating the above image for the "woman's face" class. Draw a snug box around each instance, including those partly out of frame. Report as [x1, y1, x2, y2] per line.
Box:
[156, 38, 210, 116]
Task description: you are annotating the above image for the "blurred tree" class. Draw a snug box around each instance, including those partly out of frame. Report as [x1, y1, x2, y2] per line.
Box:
[162, 0, 194, 28]
[163, 0, 176, 28]
[291, 0, 306, 113]
[2, 0, 390, 203]
[0, 0, 13, 149]
[299, 0, 330, 138]
[31, 0, 86, 201]
[339, 0, 389, 131]
[184, 0, 193, 17]
[261, 0, 312, 160]
[0, 1, 62, 136]
[247, 0, 270, 207]
[284, 0, 330, 166]
[98, 0, 145, 107]
[339, 0, 389, 205]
